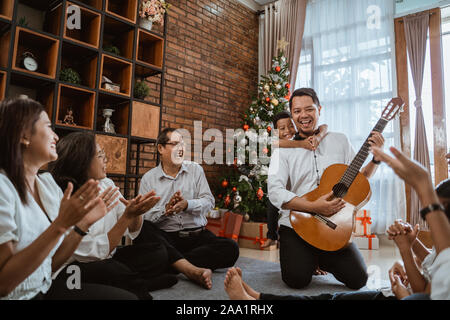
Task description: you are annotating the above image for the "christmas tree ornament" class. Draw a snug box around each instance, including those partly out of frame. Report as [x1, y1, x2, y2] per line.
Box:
[256, 187, 264, 200]
[221, 180, 229, 188]
[244, 213, 250, 222]
[224, 195, 231, 207]
[275, 66, 281, 73]
[275, 84, 282, 90]
[271, 98, 279, 106]
[265, 97, 270, 103]
[267, 126, 272, 133]
[285, 83, 291, 89]
[243, 124, 250, 131]
[264, 84, 270, 91]
[232, 187, 237, 192]
[233, 191, 242, 209]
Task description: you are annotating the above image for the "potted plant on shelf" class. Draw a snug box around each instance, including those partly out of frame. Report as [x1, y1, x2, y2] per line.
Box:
[134, 80, 150, 100]
[60, 68, 81, 85]
[104, 44, 121, 56]
[139, 0, 171, 31]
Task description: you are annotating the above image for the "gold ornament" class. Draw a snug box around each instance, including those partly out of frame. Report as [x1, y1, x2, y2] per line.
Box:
[277, 37, 289, 52]
[271, 98, 279, 106]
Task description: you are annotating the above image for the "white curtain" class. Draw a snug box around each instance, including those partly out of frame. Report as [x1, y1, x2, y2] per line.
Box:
[295, 0, 406, 234]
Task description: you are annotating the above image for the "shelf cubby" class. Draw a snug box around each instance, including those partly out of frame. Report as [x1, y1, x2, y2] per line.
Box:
[0, 0, 14, 20]
[131, 101, 160, 140]
[96, 133, 128, 174]
[60, 41, 98, 89]
[0, 27, 11, 68]
[0, 70, 6, 99]
[97, 92, 130, 136]
[12, 27, 59, 79]
[99, 54, 132, 97]
[133, 74, 161, 105]
[73, 0, 103, 11]
[56, 84, 96, 130]
[8, 72, 55, 116]
[105, 0, 137, 24]
[64, 2, 101, 49]
[102, 15, 135, 60]
[136, 29, 164, 69]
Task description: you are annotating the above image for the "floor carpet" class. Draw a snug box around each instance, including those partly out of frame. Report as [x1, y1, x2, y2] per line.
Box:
[151, 256, 368, 300]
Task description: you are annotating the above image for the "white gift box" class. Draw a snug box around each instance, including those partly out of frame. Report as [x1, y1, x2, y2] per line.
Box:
[354, 209, 372, 236]
[352, 234, 379, 250]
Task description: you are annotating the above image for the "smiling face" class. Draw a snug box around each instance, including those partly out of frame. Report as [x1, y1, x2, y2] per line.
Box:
[158, 131, 185, 166]
[87, 143, 107, 180]
[23, 111, 59, 164]
[276, 117, 296, 140]
[291, 95, 322, 136]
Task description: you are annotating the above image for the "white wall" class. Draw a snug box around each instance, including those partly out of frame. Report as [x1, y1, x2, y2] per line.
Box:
[396, 0, 450, 17]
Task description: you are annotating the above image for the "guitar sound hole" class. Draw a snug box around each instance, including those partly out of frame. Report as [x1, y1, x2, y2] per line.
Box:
[332, 183, 348, 198]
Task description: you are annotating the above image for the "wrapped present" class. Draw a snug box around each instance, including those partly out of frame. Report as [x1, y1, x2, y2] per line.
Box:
[352, 234, 379, 250]
[354, 209, 372, 236]
[206, 211, 243, 242]
[238, 221, 277, 251]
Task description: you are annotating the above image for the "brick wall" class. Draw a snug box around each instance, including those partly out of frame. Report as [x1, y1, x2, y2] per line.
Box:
[130, 0, 259, 194]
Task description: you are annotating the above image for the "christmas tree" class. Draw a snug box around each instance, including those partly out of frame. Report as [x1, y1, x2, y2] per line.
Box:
[215, 49, 291, 222]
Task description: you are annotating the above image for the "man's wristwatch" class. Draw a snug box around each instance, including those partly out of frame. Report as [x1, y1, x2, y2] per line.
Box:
[74, 225, 89, 237]
[420, 204, 445, 220]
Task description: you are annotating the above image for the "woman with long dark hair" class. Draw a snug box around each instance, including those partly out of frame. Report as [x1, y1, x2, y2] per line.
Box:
[49, 132, 178, 299]
[0, 98, 136, 300]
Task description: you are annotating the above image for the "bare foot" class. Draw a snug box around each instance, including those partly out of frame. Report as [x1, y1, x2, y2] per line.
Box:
[187, 268, 212, 290]
[224, 268, 255, 300]
[313, 266, 327, 276]
[235, 267, 260, 299]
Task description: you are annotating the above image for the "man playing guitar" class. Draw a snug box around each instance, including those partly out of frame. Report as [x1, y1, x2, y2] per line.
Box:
[268, 88, 385, 289]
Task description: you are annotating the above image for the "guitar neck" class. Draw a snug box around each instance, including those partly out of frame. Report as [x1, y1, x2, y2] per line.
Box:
[340, 118, 388, 186]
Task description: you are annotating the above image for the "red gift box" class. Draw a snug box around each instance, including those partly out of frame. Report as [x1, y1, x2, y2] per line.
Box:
[206, 211, 243, 242]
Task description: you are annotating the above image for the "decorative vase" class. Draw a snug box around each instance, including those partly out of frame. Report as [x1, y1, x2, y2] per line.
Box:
[139, 18, 153, 31]
[102, 108, 116, 134]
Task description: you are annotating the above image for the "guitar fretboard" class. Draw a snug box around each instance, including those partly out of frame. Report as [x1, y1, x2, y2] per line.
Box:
[339, 118, 388, 187]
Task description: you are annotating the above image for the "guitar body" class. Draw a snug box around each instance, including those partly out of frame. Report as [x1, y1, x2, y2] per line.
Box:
[289, 164, 371, 251]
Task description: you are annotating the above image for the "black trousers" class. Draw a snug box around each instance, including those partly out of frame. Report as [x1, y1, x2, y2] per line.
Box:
[260, 290, 395, 300]
[53, 242, 178, 300]
[279, 225, 368, 289]
[266, 200, 280, 240]
[134, 220, 239, 271]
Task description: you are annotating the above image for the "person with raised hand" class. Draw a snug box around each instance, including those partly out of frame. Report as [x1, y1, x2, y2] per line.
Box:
[50, 132, 177, 300]
[371, 146, 450, 300]
[0, 98, 135, 300]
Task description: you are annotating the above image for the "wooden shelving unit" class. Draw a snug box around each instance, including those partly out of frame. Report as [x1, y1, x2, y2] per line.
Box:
[0, 0, 167, 198]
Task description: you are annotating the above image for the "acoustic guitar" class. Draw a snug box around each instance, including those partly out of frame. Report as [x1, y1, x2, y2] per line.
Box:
[289, 98, 405, 251]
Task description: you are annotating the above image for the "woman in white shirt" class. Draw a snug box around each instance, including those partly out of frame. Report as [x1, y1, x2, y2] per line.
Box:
[0, 98, 137, 300]
[49, 132, 177, 300]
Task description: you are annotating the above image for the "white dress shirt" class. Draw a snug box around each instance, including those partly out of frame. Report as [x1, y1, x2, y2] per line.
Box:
[268, 132, 356, 228]
[430, 247, 450, 300]
[70, 178, 143, 263]
[139, 161, 215, 232]
[0, 171, 64, 300]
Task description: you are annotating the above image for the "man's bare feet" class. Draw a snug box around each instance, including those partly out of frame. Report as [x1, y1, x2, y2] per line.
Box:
[187, 268, 212, 289]
[234, 267, 260, 299]
[224, 268, 255, 300]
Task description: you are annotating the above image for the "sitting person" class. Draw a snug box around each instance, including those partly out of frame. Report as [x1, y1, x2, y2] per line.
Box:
[0, 98, 136, 300]
[135, 128, 239, 289]
[49, 132, 177, 300]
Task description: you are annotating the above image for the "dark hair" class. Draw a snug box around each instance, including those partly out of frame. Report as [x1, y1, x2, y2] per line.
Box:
[156, 127, 177, 147]
[0, 98, 45, 204]
[289, 88, 320, 111]
[49, 132, 97, 193]
[272, 111, 292, 129]
[436, 178, 450, 220]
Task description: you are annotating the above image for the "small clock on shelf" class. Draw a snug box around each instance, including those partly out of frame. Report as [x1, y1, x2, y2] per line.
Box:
[20, 52, 38, 72]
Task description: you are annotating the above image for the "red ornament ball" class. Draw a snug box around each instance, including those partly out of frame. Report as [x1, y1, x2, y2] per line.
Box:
[243, 124, 250, 131]
[285, 83, 291, 89]
[218, 194, 223, 199]
[275, 66, 281, 72]
[265, 97, 270, 103]
[256, 187, 264, 200]
[267, 126, 272, 133]
[221, 180, 229, 188]
[232, 187, 237, 192]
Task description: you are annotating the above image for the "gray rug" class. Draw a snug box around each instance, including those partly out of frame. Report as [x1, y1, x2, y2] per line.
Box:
[151, 256, 367, 300]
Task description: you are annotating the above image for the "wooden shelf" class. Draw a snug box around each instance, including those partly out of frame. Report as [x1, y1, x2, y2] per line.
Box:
[105, 0, 137, 24]
[0, 0, 14, 21]
[12, 27, 59, 79]
[99, 54, 132, 97]
[0, 26, 11, 69]
[8, 72, 55, 116]
[56, 84, 96, 130]
[97, 92, 130, 135]
[72, 0, 103, 11]
[0, 70, 6, 99]
[96, 134, 128, 174]
[131, 101, 160, 140]
[136, 29, 164, 69]
[60, 41, 98, 89]
[64, 2, 101, 49]
[103, 15, 135, 60]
